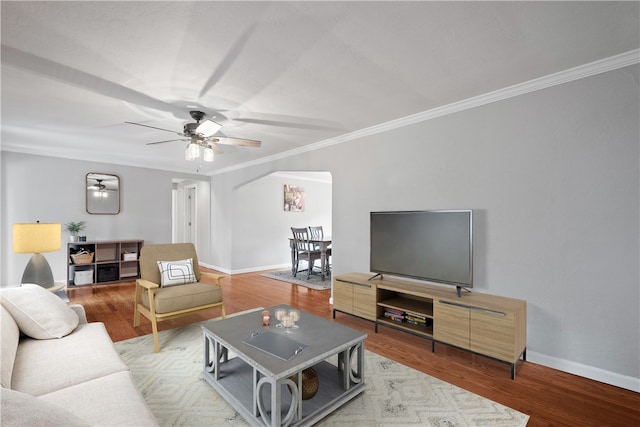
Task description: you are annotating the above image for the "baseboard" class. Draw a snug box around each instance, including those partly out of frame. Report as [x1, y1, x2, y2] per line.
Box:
[198, 263, 290, 275]
[527, 351, 640, 392]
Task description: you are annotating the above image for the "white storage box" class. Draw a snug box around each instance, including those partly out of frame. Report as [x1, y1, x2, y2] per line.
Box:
[74, 269, 94, 286]
[122, 252, 137, 261]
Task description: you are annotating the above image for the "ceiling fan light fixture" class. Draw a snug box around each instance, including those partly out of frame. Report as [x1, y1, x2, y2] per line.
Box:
[185, 142, 200, 161]
[196, 119, 222, 137]
[203, 146, 215, 162]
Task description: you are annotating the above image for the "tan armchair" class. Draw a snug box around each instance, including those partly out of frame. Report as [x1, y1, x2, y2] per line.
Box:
[133, 243, 225, 352]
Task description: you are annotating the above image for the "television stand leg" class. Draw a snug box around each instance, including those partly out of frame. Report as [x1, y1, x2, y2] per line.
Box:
[456, 286, 462, 298]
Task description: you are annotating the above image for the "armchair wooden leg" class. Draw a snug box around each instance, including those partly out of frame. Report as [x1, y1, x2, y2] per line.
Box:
[133, 284, 142, 326]
[133, 307, 140, 327]
[221, 304, 226, 319]
[145, 287, 161, 353]
[151, 317, 160, 353]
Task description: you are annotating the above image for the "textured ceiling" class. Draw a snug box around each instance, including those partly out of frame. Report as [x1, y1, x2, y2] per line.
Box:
[1, 1, 638, 175]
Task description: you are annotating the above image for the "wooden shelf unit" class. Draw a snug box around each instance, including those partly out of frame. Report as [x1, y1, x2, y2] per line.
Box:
[333, 272, 527, 379]
[67, 240, 144, 287]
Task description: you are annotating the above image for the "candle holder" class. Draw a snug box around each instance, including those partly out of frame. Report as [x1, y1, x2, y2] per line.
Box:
[281, 314, 293, 334]
[288, 309, 300, 329]
[275, 308, 287, 328]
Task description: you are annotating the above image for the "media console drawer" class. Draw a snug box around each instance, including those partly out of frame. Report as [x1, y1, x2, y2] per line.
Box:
[332, 273, 377, 321]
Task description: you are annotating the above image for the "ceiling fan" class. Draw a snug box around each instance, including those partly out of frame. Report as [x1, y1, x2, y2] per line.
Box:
[87, 178, 117, 199]
[125, 111, 261, 162]
[88, 177, 117, 190]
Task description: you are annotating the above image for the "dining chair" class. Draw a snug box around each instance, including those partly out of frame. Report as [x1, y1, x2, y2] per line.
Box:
[291, 227, 322, 279]
[309, 225, 331, 274]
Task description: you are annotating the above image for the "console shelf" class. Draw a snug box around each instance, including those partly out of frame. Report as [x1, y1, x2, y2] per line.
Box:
[333, 272, 527, 379]
[378, 296, 434, 317]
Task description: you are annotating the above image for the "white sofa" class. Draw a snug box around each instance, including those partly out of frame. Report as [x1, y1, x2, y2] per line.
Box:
[1, 284, 157, 426]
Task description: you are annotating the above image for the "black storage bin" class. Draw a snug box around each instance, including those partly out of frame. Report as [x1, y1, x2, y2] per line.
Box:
[97, 263, 119, 282]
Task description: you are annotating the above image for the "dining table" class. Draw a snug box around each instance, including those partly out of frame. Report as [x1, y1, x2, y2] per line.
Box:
[288, 236, 332, 280]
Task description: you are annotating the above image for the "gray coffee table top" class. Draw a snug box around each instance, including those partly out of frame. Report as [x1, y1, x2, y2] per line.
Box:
[202, 304, 367, 378]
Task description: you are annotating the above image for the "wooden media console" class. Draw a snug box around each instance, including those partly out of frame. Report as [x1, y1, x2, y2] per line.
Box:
[333, 272, 527, 379]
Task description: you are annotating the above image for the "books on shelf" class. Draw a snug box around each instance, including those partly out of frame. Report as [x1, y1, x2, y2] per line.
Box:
[383, 307, 405, 322]
[380, 307, 433, 326]
[384, 311, 404, 322]
[403, 312, 430, 327]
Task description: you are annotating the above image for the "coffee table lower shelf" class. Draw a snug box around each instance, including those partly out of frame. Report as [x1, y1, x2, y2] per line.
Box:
[202, 356, 365, 427]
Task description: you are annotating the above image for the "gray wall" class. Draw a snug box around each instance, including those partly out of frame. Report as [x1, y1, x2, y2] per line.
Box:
[210, 65, 639, 390]
[228, 172, 332, 272]
[1, 153, 207, 285]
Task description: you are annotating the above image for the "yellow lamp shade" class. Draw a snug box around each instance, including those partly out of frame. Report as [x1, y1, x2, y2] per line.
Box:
[13, 223, 61, 254]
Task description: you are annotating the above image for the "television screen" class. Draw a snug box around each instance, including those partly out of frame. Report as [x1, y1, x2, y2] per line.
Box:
[370, 210, 473, 290]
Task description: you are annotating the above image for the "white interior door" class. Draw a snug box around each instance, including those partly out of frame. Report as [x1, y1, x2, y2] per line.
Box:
[185, 186, 197, 245]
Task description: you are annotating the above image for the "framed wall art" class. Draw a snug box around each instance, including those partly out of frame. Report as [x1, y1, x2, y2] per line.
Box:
[284, 185, 305, 212]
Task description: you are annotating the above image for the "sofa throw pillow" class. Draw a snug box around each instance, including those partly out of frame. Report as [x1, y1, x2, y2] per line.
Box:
[0, 284, 79, 340]
[157, 258, 196, 287]
[1, 388, 90, 426]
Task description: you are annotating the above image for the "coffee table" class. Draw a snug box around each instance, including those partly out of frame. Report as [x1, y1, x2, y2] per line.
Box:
[201, 305, 367, 426]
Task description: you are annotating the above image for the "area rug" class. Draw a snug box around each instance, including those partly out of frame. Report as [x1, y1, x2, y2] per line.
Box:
[114, 315, 529, 426]
[261, 269, 332, 290]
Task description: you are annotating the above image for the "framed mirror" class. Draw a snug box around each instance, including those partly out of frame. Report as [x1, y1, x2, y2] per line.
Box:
[86, 173, 120, 214]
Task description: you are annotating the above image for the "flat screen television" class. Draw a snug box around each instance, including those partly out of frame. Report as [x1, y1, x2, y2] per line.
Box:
[370, 210, 473, 297]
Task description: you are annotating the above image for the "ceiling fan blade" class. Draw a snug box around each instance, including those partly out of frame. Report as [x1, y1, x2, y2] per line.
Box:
[209, 136, 261, 147]
[125, 121, 183, 136]
[2, 46, 185, 117]
[195, 119, 222, 137]
[146, 138, 188, 145]
[209, 143, 224, 155]
[231, 116, 345, 132]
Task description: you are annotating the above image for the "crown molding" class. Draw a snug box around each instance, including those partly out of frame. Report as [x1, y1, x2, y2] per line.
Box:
[213, 48, 640, 176]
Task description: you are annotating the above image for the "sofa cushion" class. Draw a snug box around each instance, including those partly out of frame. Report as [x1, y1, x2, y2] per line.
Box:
[142, 282, 223, 314]
[1, 305, 20, 388]
[40, 371, 158, 426]
[157, 258, 196, 287]
[1, 388, 90, 426]
[11, 323, 128, 396]
[0, 284, 79, 339]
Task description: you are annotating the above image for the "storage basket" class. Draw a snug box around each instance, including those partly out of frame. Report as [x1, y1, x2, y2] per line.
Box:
[74, 269, 94, 286]
[71, 251, 94, 264]
[287, 367, 319, 400]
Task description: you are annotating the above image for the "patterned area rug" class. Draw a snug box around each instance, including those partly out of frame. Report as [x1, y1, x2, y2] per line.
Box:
[261, 269, 332, 290]
[115, 314, 529, 426]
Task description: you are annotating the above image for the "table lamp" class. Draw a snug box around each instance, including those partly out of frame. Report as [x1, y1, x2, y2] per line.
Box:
[13, 222, 61, 289]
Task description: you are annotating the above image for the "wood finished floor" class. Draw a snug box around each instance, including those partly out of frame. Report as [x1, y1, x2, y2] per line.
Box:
[67, 269, 640, 427]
